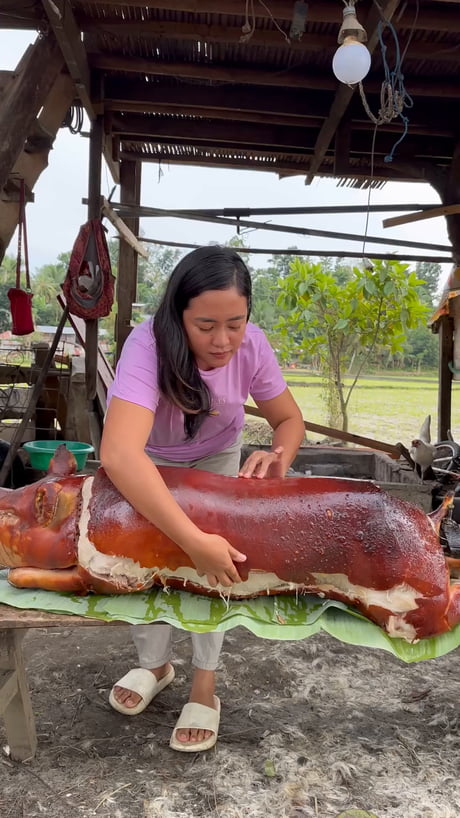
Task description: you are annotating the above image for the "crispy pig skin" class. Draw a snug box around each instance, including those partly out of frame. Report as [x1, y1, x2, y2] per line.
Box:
[1, 445, 459, 641]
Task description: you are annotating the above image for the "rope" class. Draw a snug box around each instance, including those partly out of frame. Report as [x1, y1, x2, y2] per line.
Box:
[358, 1, 419, 162]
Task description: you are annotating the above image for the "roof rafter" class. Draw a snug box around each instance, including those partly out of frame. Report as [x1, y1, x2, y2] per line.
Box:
[78, 16, 459, 63]
[41, 0, 95, 118]
[91, 54, 460, 98]
[74, 0, 460, 32]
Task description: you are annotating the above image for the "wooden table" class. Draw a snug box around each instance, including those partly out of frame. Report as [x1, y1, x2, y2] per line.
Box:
[0, 604, 127, 761]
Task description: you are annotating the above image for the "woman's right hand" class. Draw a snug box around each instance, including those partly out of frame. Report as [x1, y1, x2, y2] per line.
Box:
[187, 533, 247, 588]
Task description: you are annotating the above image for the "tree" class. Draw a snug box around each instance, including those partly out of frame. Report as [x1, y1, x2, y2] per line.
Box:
[32, 253, 70, 325]
[276, 258, 430, 431]
[415, 261, 442, 306]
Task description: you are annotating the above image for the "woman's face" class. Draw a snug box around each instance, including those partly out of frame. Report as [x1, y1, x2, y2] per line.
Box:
[182, 286, 248, 370]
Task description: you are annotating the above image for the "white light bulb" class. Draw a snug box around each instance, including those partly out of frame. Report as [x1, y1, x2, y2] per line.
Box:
[332, 38, 371, 85]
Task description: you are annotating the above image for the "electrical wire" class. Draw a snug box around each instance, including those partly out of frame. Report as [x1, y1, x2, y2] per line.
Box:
[61, 105, 84, 135]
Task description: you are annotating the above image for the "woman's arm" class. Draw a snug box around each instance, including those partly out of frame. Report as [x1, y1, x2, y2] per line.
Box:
[239, 387, 305, 478]
[100, 397, 246, 586]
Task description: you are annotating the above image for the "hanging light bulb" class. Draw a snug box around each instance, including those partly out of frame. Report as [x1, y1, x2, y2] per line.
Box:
[332, 2, 371, 85]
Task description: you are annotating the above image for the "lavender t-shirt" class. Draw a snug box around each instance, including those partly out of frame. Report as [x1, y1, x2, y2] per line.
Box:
[108, 319, 287, 461]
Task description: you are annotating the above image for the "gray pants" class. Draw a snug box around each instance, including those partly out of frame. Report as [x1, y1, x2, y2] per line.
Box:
[132, 436, 241, 671]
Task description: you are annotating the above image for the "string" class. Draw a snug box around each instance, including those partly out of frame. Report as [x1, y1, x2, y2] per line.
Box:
[359, 1, 419, 162]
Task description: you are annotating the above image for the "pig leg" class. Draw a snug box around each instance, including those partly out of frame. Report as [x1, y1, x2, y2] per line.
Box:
[8, 567, 87, 593]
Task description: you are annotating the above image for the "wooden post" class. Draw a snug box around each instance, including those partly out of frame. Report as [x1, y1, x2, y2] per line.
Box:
[0, 630, 37, 760]
[437, 315, 454, 441]
[86, 115, 104, 455]
[115, 159, 141, 363]
[0, 34, 63, 194]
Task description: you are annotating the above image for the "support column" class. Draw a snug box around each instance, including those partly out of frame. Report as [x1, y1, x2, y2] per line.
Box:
[0, 34, 64, 195]
[115, 159, 141, 363]
[437, 315, 454, 441]
[86, 115, 104, 454]
[425, 147, 460, 439]
[0, 630, 37, 761]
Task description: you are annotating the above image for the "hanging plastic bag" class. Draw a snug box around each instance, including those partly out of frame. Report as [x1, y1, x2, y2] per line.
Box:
[61, 219, 115, 319]
[8, 179, 34, 336]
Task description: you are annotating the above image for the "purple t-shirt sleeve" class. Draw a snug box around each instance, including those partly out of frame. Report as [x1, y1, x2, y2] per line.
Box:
[108, 320, 159, 411]
[248, 327, 287, 402]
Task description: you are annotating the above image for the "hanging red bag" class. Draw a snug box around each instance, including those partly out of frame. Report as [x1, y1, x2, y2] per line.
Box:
[8, 179, 34, 336]
[61, 219, 115, 319]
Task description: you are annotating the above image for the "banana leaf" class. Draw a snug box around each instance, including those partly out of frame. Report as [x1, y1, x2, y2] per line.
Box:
[1, 570, 460, 663]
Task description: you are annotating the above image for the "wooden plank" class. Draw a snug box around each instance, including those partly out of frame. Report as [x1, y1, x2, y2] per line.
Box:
[78, 1, 460, 30]
[41, 0, 95, 120]
[138, 237, 451, 264]
[107, 202, 452, 253]
[383, 204, 460, 228]
[437, 315, 454, 441]
[0, 72, 74, 262]
[101, 197, 147, 259]
[79, 16, 460, 64]
[0, 34, 64, 193]
[91, 54, 336, 91]
[0, 604, 125, 629]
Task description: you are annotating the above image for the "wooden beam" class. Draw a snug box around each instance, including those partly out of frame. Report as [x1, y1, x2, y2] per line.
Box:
[75, 1, 460, 31]
[117, 147, 429, 184]
[79, 15, 460, 64]
[437, 315, 454, 440]
[92, 53, 460, 97]
[111, 111, 454, 152]
[103, 132, 120, 185]
[383, 204, 460, 229]
[111, 113, 321, 149]
[101, 196, 148, 259]
[80, 15, 328, 50]
[106, 97, 450, 137]
[0, 35, 64, 193]
[41, 0, 95, 120]
[0, 71, 75, 262]
[106, 101, 324, 131]
[115, 161, 142, 362]
[306, 0, 401, 184]
[140, 236, 451, 264]
[104, 78, 332, 119]
[125, 203, 441, 217]
[104, 77, 457, 127]
[243, 405, 403, 458]
[108, 201, 452, 252]
[116, 130, 451, 170]
[91, 54, 336, 90]
[40, 1, 119, 179]
[86, 115, 104, 451]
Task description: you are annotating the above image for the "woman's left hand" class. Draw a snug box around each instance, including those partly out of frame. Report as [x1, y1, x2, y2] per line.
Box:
[238, 446, 285, 479]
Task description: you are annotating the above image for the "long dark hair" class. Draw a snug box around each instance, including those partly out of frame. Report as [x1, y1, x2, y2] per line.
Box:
[153, 246, 252, 439]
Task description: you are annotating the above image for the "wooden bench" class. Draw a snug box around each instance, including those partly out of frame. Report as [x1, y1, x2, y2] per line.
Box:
[0, 603, 127, 761]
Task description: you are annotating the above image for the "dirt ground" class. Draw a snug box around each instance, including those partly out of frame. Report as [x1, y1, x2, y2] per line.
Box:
[1, 623, 460, 818]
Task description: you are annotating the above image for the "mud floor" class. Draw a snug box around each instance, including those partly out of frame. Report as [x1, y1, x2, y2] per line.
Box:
[1, 623, 460, 818]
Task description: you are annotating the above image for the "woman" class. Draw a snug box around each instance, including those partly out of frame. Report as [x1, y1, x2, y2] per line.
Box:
[100, 245, 304, 752]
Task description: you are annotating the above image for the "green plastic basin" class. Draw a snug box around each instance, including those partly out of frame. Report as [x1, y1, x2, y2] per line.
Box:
[23, 440, 95, 471]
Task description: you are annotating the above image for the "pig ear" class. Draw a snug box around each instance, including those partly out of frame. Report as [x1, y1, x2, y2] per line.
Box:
[48, 444, 77, 477]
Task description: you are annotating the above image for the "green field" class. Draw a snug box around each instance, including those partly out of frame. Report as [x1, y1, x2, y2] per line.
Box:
[276, 372, 460, 447]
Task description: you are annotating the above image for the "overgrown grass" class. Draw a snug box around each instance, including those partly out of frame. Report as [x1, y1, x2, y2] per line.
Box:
[272, 373, 460, 445]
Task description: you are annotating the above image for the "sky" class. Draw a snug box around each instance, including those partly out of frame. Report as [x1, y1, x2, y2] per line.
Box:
[1, 29, 453, 291]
